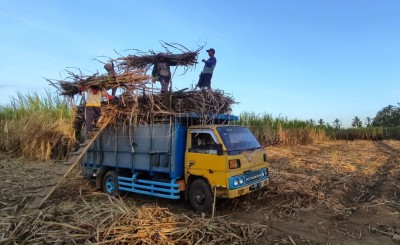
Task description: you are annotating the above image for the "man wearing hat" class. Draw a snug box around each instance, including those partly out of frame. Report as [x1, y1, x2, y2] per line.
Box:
[196, 48, 217, 91]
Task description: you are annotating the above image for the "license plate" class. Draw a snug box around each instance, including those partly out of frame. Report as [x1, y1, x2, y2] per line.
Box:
[250, 182, 261, 190]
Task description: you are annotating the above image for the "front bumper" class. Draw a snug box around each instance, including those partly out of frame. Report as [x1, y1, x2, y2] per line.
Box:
[227, 178, 269, 198]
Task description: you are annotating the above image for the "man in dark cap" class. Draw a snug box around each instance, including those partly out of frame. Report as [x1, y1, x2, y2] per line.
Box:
[196, 48, 217, 91]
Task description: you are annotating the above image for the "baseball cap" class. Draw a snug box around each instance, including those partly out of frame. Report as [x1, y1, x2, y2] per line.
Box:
[206, 48, 215, 53]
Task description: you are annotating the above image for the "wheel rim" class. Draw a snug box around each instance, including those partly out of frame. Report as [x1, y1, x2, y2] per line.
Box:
[105, 177, 115, 193]
[194, 187, 206, 206]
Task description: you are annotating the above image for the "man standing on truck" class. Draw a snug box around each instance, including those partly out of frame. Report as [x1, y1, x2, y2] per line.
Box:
[80, 85, 113, 139]
[196, 48, 217, 91]
[152, 53, 178, 93]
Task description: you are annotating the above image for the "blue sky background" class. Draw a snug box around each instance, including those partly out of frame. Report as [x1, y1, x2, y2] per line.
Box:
[0, 1, 399, 127]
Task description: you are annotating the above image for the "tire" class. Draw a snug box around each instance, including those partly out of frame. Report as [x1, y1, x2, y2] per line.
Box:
[189, 178, 214, 212]
[103, 170, 121, 197]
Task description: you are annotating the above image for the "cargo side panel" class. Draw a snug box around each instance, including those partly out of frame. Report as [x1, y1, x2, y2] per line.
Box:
[115, 126, 133, 169]
[132, 125, 151, 171]
[148, 124, 172, 173]
[83, 123, 180, 177]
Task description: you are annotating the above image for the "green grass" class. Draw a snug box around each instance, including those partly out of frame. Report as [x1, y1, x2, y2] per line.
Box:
[238, 112, 400, 146]
[0, 90, 76, 160]
[0, 90, 73, 120]
[327, 127, 400, 140]
[237, 112, 328, 146]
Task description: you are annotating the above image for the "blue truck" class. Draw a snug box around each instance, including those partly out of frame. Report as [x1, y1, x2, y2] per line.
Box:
[82, 113, 269, 212]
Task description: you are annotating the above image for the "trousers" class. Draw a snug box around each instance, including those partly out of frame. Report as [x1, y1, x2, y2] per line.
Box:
[85, 106, 101, 132]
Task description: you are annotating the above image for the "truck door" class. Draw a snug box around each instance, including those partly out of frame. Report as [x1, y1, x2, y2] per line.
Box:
[185, 129, 226, 187]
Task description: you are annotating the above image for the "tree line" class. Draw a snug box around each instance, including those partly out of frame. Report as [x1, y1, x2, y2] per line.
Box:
[306, 103, 400, 129]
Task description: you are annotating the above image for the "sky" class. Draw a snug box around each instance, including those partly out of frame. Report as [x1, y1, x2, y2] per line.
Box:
[0, 1, 399, 127]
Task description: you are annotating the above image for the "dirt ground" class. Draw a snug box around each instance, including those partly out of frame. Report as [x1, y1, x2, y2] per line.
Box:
[1, 140, 399, 244]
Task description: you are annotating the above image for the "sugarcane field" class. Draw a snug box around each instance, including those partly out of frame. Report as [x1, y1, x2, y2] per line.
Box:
[0, 39, 399, 245]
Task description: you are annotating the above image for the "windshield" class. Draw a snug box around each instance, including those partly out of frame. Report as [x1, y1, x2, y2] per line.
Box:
[217, 126, 261, 152]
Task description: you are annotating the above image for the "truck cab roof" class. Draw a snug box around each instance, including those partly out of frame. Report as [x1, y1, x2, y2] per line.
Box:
[175, 113, 238, 126]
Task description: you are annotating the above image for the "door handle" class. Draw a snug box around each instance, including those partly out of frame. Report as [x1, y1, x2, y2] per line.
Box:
[208, 169, 214, 174]
[188, 161, 195, 167]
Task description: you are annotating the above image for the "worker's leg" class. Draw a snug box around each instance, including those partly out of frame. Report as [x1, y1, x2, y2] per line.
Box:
[202, 73, 212, 91]
[85, 106, 94, 132]
[160, 77, 169, 93]
[197, 73, 205, 90]
[92, 106, 102, 129]
[208, 74, 213, 92]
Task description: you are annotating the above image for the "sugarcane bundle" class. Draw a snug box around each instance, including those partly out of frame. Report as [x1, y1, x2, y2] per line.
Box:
[49, 69, 151, 97]
[117, 42, 201, 73]
[118, 51, 199, 71]
[49, 42, 203, 97]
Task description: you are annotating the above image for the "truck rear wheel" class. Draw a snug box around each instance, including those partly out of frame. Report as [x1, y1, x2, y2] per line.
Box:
[189, 178, 213, 212]
[103, 170, 120, 197]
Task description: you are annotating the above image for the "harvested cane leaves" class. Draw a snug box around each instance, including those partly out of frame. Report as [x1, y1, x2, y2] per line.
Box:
[1, 195, 268, 244]
[101, 89, 237, 125]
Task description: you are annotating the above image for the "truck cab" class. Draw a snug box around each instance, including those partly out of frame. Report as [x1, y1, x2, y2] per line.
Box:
[185, 124, 269, 211]
[82, 113, 269, 212]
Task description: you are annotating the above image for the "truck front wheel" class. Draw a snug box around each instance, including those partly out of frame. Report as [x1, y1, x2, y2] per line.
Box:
[103, 170, 120, 197]
[189, 178, 213, 212]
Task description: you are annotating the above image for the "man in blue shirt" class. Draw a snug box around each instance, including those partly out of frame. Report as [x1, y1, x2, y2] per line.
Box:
[196, 48, 217, 91]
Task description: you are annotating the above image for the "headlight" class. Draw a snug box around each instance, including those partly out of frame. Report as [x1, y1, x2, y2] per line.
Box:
[261, 170, 265, 177]
[233, 179, 239, 186]
[239, 177, 244, 185]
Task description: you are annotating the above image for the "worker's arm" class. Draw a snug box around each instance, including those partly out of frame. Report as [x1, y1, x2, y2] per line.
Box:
[101, 89, 114, 101]
[203, 57, 216, 67]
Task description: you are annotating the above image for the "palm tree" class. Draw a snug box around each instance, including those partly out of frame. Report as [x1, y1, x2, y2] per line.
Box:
[352, 116, 363, 128]
[365, 117, 372, 127]
[318, 119, 325, 126]
[332, 118, 342, 129]
[307, 119, 315, 126]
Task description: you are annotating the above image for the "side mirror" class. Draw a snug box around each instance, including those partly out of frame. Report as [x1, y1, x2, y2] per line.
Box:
[216, 144, 224, 156]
